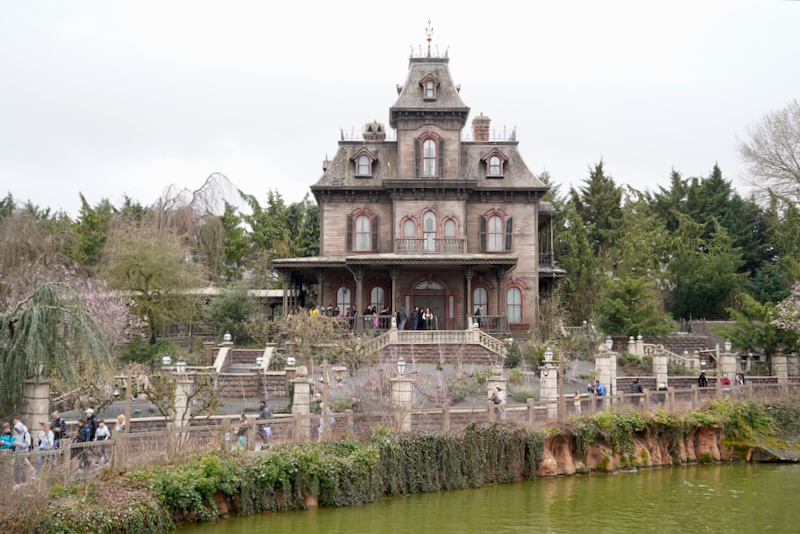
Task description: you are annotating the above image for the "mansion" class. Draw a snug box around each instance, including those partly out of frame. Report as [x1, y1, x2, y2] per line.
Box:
[273, 49, 563, 333]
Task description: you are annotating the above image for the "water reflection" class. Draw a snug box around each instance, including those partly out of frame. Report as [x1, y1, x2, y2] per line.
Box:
[178, 464, 799, 534]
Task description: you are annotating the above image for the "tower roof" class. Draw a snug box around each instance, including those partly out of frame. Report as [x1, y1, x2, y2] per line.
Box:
[391, 57, 468, 111]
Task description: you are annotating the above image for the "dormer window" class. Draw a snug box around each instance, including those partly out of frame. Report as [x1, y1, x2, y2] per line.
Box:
[351, 147, 377, 178]
[419, 73, 440, 101]
[481, 148, 508, 178]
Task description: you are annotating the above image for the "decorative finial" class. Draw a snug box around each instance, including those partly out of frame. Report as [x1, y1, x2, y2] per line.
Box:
[425, 19, 433, 58]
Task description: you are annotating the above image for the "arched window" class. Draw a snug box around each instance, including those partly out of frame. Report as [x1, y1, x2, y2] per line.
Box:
[507, 287, 522, 323]
[357, 155, 370, 176]
[425, 81, 435, 99]
[370, 287, 385, 310]
[337, 286, 351, 312]
[423, 139, 437, 177]
[423, 211, 437, 251]
[489, 156, 501, 176]
[444, 219, 456, 238]
[403, 219, 416, 251]
[487, 215, 504, 252]
[443, 219, 457, 252]
[473, 287, 488, 314]
[355, 215, 371, 251]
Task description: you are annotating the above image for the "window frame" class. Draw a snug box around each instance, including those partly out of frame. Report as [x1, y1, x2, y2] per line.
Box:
[351, 147, 377, 178]
[487, 215, 504, 252]
[506, 286, 523, 324]
[354, 214, 371, 251]
[473, 286, 488, 315]
[419, 73, 440, 101]
[481, 148, 508, 179]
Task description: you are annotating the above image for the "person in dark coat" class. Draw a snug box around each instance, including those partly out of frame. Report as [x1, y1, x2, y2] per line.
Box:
[412, 307, 421, 330]
[85, 408, 99, 441]
[698, 372, 708, 388]
[630, 378, 644, 407]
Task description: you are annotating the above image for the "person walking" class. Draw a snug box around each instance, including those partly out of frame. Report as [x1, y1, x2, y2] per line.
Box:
[35, 421, 55, 474]
[258, 400, 273, 444]
[51, 411, 66, 449]
[412, 307, 420, 330]
[13, 420, 34, 484]
[630, 378, 644, 407]
[94, 420, 111, 464]
[735, 369, 746, 386]
[397, 305, 408, 330]
[85, 408, 99, 441]
[698, 372, 708, 388]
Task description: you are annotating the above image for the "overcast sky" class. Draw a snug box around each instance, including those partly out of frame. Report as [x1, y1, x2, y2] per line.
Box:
[1, 1, 798, 217]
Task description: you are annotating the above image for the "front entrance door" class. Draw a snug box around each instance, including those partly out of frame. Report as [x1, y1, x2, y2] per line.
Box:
[414, 295, 444, 330]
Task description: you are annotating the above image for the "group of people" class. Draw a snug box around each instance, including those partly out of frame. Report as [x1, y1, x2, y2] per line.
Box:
[1, 409, 125, 485]
[285, 303, 438, 331]
[699, 369, 746, 394]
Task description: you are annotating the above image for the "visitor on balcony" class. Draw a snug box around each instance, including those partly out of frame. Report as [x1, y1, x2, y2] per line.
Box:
[412, 307, 420, 330]
[397, 305, 408, 330]
[422, 307, 434, 330]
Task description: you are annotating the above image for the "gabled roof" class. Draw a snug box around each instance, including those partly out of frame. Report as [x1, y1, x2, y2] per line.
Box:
[313, 143, 399, 188]
[461, 144, 547, 189]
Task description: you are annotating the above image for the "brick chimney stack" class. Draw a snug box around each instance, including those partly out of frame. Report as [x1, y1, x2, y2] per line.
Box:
[472, 113, 491, 142]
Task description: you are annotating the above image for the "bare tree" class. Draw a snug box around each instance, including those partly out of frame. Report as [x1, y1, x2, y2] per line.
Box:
[737, 99, 800, 200]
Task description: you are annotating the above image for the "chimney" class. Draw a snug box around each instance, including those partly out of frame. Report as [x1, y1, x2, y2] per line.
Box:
[472, 113, 491, 142]
[363, 120, 386, 142]
[322, 155, 331, 171]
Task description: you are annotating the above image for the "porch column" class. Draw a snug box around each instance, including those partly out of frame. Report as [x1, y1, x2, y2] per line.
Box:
[353, 265, 366, 330]
[464, 266, 474, 327]
[389, 265, 399, 312]
[281, 271, 288, 316]
[316, 268, 326, 307]
[496, 266, 508, 330]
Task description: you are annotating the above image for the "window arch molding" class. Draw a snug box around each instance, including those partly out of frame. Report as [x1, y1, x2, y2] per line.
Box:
[415, 130, 444, 178]
[505, 280, 525, 324]
[366, 279, 391, 311]
[331, 280, 356, 313]
[346, 206, 378, 252]
[419, 73, 440, 101]
[350, 147, 377, 178]
[480, 148, 509, 178]
[479, 208, 513, 253]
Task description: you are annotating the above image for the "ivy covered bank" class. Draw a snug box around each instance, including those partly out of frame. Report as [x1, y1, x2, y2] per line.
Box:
[4, 398, 800, 534]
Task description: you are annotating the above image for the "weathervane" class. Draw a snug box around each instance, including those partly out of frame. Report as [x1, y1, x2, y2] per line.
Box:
[425, 19, 433, 58]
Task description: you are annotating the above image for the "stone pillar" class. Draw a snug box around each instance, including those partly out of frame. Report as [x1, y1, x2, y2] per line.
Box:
[389, 266, 398, 315]
[487, 366, 508, 404]
[281, 273, 288, 316]
[539, 365, 558, 420]
[608, 350, 618, 396]
[595, 345, 613, 393]
[772, 354, 788, 384]
[291, 366, 312, 440]
[653, 346, 668, 388]
[203, 342, 215, 367]
[464, 266, 474, 326]
[390, 378, 413, 432]
[635, 335, 644, 357]
[787, 355, 800, 377]
[627, 336, 636, 356]
[719, 351, 737, 382]
[22, 380, 50, 432]
[174, 378, 191, 427]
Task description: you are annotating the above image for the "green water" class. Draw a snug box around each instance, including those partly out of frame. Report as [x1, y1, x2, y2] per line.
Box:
[178, 463, 800, 533]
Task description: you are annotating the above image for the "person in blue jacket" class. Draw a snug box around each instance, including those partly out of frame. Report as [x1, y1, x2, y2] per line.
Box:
[0, 423, 14, 450]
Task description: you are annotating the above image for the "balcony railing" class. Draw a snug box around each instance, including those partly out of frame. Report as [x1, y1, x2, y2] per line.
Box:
[394, 238, 466, 253]
[469, 315, 508, 334]
[539, 252, 553, 266]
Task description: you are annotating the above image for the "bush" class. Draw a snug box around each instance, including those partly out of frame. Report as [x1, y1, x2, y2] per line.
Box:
[512, 387, 537, 403]
[507, 367, 524, 385]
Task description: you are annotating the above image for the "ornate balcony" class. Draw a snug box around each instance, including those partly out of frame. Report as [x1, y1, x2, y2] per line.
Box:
[394, 238, 466, 253]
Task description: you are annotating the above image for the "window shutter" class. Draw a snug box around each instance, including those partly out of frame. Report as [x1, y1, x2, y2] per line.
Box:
[346, 214, 353, 251]
[414, 139, 420, 178]
[479, 216, 486, 252]
[505, 217, 514, 251]
[438, 139, 445, 177]
[371, 214, 379, 252]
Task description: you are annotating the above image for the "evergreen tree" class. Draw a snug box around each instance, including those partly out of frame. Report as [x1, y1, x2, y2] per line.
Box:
[69, 193, 117, 273]
[570, 160, 622, 253]
[219, 202, 249, 282]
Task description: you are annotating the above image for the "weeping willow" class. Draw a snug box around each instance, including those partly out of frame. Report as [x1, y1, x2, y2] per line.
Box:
[0, 282, 112, 417]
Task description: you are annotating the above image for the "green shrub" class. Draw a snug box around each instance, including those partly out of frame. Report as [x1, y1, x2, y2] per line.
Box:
[512, 387, 537, 403]
[507, 367, 524, 385]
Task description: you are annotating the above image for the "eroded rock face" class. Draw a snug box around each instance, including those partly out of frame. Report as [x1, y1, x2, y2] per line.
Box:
[684, 429, 697, 461]
[695, 427, 721, 461]
[586, 439, 616, 472]
[553, 438, 576, 475]
[538, 439, 559, 477]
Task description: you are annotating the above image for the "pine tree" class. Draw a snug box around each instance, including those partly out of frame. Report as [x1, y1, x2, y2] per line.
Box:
[570, 160, 622, 253]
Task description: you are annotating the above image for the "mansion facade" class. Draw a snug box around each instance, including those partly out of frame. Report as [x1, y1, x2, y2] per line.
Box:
[273, 51, 563, 332]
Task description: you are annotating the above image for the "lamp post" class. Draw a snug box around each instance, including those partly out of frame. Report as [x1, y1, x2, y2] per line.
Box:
[256, 355, 264, 368]
[541, 347, 564, 421]
[605, 336, 614, 351]
[162, 354, 172, 367]
[397, 356, 406, 376]
[286, 356, 296, 368]
[223, 331, 232, 344]
[176, 357, 186, 376]
[391, 356, 413, 431]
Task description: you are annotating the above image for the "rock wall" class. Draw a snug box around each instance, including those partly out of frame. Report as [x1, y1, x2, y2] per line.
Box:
[378, 344, 503, 366]
[536, 425, 747, 477]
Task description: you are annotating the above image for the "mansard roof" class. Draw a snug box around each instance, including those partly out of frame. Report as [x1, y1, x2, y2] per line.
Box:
[391, 57, 468, 111]
[313, 143, 399, 188]
[461, 144, 546, 189]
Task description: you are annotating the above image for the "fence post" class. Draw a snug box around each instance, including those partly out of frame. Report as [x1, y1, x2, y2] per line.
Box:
[527, 398, 535, 428]
[442, 403, 450, 433]
[221, 418, 232, 451]
[345, 409, 353, 433]
[487, 400, 495, 422]
[246, 415, 257, 451]
[166, 422, 176, 457]
[691, 385, 698, 409]
[747, 382, 754, 400]
[63, 441, 71, 485]
[644, 389, 651, 412]
[293, 414, 302, 443]
[589, 393, 596, 416]
[668, 388, 676, 412]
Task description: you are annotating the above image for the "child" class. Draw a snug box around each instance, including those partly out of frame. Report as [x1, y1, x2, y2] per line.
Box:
[94, 420, 111, 464]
